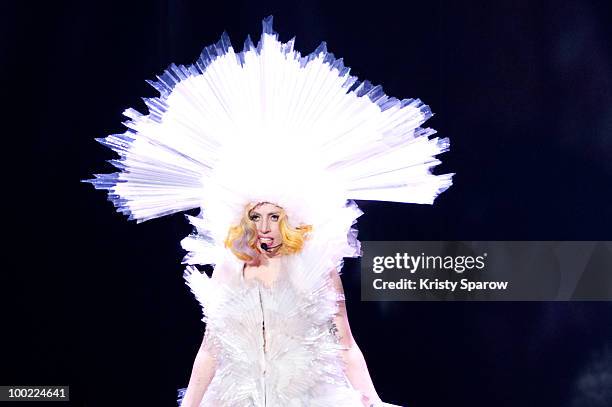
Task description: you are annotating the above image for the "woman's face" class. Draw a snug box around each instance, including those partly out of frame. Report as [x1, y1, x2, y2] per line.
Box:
[249, 202, 283, 251]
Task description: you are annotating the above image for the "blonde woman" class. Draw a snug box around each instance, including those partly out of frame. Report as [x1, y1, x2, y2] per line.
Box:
[84, 16, 451, 407]
[178, 201, 390, 406]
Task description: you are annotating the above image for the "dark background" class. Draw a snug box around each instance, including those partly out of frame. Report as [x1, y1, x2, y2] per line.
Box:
[3, 0, 612, 406]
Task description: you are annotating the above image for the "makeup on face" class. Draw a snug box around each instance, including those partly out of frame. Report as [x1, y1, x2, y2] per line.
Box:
[249, 203, 283, 251]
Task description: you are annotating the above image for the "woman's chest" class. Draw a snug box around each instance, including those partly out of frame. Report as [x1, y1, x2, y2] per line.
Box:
[211, 277, 332, 340]
[242, 265, 282, 288]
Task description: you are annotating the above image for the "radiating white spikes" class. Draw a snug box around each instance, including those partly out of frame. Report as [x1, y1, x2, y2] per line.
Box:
[84, 16, 453, 267]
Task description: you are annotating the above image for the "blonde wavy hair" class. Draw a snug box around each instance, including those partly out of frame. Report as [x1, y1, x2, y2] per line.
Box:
[224, 202, 312, 262]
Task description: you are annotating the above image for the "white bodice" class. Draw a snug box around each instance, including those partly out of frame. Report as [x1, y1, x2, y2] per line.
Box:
[184, 253, 363, 407]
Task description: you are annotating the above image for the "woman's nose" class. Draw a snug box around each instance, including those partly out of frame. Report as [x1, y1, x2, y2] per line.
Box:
[259, 219, 270, 233]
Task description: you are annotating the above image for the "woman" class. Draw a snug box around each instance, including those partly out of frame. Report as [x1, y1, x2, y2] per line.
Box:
[179, 202, 387, 406]
[84, 16, 452, 407]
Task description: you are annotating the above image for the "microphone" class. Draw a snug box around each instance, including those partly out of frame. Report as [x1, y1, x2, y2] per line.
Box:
[260, 242, 282, 252]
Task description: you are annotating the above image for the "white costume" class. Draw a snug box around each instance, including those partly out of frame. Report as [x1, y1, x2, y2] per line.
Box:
[84, 16, 453, 407]
[183, 205, 367, 406]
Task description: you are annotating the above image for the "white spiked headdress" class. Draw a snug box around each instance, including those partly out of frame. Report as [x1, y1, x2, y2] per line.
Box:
[85, 16, 454, 267]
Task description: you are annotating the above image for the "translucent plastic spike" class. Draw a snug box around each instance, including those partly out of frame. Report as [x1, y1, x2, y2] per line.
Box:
[330, 57, 345, 73]
[216, 31, 232, 55]
[173, 64, 189, 81]
[365, 84, 385, 104]
[347, 79, 361, 93]
[379, 97, 399, 111]
[341, 74, 357, 89]
[323, 51, 335, 65]
[145, 79, 169, 97]
[142, 97, 167, 117]
[262, 15, 274, 35]
[121, 108, 143, 120]
[187, 64, 200, 76]
[107, 159, 126, 170]
[200, 46, 216, 65]
[313, 41, 328, 55]
[243, 34, 255, 52]
[281, 36, 295, 56]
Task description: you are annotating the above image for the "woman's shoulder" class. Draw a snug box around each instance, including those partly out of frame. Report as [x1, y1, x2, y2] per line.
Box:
[211, 252, 244, 286]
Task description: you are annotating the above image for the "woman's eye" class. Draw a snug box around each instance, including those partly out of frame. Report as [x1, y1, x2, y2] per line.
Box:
[249, 215, 260, 221]
[271, 215, 279, 221]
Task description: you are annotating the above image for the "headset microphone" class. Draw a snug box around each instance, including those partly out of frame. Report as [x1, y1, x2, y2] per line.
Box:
[261, 243, 269, 251]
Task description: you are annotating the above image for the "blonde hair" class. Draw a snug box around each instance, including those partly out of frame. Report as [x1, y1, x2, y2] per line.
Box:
[224, 202, 312, 262]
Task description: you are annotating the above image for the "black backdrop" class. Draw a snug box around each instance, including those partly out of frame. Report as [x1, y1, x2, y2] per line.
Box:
[3, 1, 612, 406]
